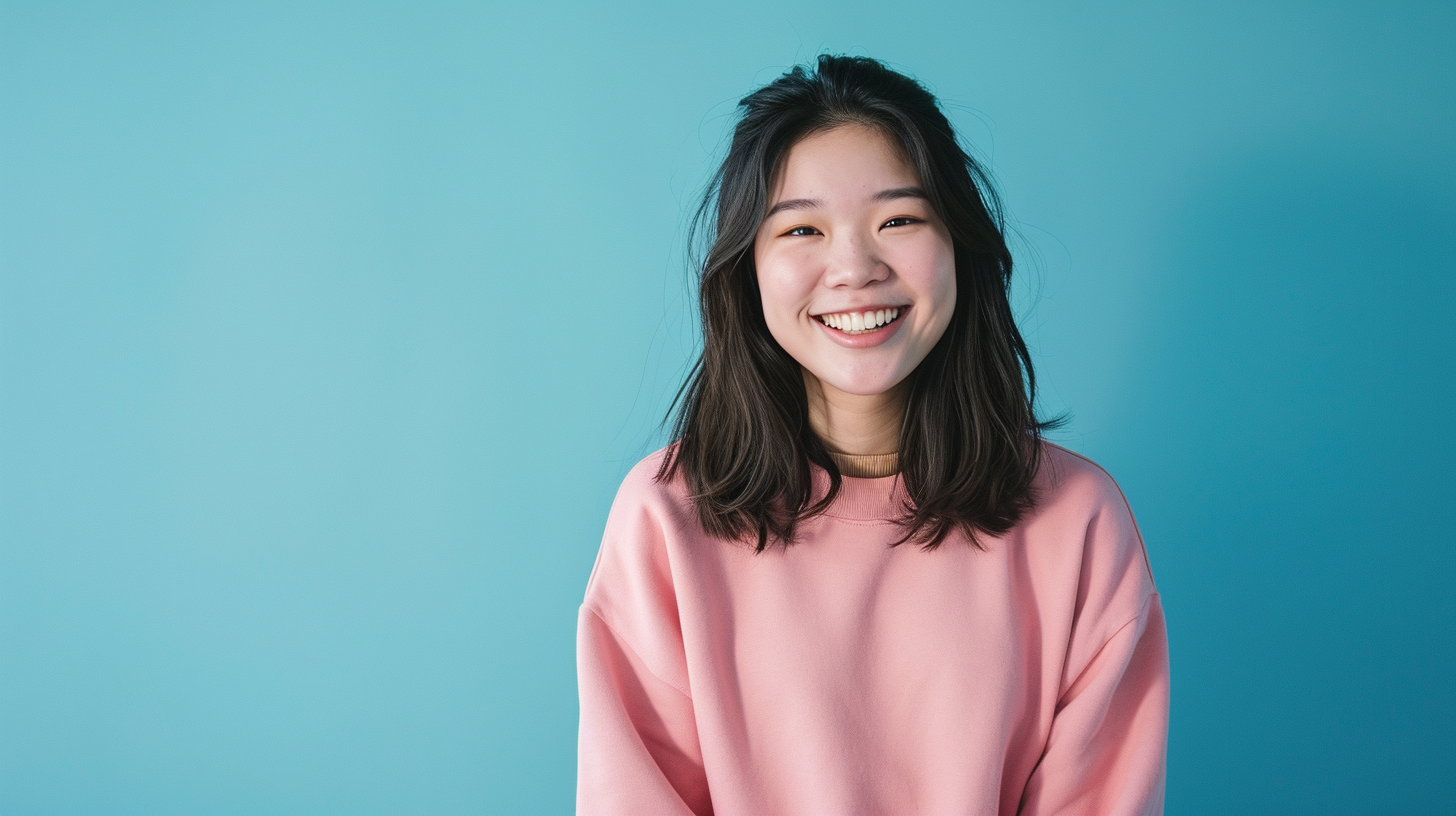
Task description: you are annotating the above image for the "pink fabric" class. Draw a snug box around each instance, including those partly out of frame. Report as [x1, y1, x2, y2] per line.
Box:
[577, 443, 1169, 815]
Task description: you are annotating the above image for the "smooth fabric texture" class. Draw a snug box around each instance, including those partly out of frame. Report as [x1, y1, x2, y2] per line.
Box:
[577, 442, 1169, 815]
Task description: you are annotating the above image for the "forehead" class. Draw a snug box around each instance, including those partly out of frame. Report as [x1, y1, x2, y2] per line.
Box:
[770, 124, 919, 200]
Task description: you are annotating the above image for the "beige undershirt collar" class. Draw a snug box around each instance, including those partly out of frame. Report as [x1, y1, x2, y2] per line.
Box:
[827, 450, 900, 478]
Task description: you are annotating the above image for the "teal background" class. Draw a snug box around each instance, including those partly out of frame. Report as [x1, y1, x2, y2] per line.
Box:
[2, 2, 1452, 813]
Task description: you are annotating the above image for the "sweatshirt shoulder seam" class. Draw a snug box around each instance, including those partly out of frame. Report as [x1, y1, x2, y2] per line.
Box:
[584, 603, 694, 701]
[1059, 591, 1159, 707]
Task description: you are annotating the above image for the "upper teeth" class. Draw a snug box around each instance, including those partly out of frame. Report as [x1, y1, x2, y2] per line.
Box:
[819, 308, 900, 333]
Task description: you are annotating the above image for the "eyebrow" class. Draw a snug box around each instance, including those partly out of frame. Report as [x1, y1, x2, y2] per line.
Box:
[873, 186, 930, 204]
[764, 186, 930, 219]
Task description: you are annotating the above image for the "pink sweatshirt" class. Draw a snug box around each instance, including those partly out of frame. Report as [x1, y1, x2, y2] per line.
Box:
[577, 443, 1168, 815]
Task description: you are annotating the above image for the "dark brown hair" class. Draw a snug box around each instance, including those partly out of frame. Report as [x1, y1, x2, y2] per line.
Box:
[659, 54, 1059, 552]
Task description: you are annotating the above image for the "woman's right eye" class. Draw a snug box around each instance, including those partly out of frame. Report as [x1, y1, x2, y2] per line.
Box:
[785, 226, 820, 236]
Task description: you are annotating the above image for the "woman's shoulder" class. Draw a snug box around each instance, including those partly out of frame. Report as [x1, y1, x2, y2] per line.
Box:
[585, 448, 682, 609]
[609, 443, 694, 517]
[1034, 440, 1138, 516]
[592, 444, 704, 570]
[1029, 440, 1157, 589]
[582, 446, 700, 697]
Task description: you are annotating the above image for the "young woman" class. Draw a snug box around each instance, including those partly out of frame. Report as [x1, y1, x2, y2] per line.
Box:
[576, 55, 1169, 815]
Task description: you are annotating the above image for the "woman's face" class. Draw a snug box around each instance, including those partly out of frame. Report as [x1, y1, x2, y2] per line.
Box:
[753, 124, 956, 400]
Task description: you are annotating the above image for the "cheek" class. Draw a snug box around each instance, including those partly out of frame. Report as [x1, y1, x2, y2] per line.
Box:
[754, 249, 818, 322]
[900, 240, 957, 321]
[929, 265, 957, 342]
[934, 262, 957, 319]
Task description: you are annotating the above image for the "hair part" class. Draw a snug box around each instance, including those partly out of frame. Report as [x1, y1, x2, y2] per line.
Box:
[659, 54, 1061, 552]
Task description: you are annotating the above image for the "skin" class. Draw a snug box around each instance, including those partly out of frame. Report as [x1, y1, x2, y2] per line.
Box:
[753, 123, 957, 457]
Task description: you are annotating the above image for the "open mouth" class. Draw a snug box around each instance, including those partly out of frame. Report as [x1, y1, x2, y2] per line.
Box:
[814, 307, 904, 335]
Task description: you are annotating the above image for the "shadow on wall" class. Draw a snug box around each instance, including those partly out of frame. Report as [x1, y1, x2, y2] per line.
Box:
[1110, 148, 1455, 814]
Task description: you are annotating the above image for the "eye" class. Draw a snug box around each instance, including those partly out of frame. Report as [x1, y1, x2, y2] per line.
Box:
[882, 216, 921, 229]
[784, 225, 821, 237]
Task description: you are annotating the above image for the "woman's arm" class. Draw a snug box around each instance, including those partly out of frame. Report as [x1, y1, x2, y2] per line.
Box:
[1017, 592, 1170, 815]
[576, 456, 712, 815]
[577, 604, 712, 815]
[1018, 454, 1171, 815]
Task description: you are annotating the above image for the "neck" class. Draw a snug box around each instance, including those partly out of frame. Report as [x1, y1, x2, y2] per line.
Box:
[804, 370, 905, 457]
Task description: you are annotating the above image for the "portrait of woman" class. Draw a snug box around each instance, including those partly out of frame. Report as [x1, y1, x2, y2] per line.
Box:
[9, 4, 1448, 813]
[576, 55, 1169, 815]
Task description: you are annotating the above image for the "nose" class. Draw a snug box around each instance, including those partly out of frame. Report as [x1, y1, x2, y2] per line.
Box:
[822, 230, 890, 289]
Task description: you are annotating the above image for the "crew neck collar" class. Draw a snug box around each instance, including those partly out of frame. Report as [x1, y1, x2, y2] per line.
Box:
[812, 466, 907, 521]
[826, 450, 899, 478]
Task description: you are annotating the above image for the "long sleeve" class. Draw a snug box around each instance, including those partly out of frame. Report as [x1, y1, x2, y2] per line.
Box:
[576, 456, 713, 816]
[576, 604, 712, 816]
[1017, 592, 1170, 815]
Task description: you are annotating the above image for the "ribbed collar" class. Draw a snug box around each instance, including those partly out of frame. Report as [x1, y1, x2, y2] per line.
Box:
[826, 450, 900, 478]
[813, 466, 907, 521]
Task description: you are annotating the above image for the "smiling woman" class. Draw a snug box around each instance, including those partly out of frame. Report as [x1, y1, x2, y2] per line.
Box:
[576, 55, 1170, 815]
[753, 124, 957, 456]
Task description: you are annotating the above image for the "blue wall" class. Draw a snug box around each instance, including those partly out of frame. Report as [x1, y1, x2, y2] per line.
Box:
[2, 2, 1451, 812]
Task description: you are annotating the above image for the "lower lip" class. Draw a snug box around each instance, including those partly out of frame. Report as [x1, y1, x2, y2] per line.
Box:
[814, 309, 907, 348]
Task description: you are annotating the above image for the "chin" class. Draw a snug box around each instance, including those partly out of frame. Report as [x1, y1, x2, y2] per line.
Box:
[818, 371, 910, 398]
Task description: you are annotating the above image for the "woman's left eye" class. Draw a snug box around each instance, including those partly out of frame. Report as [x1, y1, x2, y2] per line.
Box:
[883, 216, 920, 228]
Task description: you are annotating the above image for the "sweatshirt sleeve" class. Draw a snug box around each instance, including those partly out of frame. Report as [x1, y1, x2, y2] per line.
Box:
[1017, 593, 1169, 815]
[576, 606, 711, 815]
[576, 458, 712, 816]
[1019, 455, 1170, 816]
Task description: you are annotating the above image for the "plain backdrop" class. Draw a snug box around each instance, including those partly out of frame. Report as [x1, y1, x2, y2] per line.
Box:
[2, 2, 1452, 813]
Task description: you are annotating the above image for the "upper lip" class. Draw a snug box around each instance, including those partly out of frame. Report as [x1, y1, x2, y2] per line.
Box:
[810, 303, 909, 317]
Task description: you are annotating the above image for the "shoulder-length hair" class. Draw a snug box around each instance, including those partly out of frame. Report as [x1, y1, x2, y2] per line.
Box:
[659, 54, 1058, 552]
